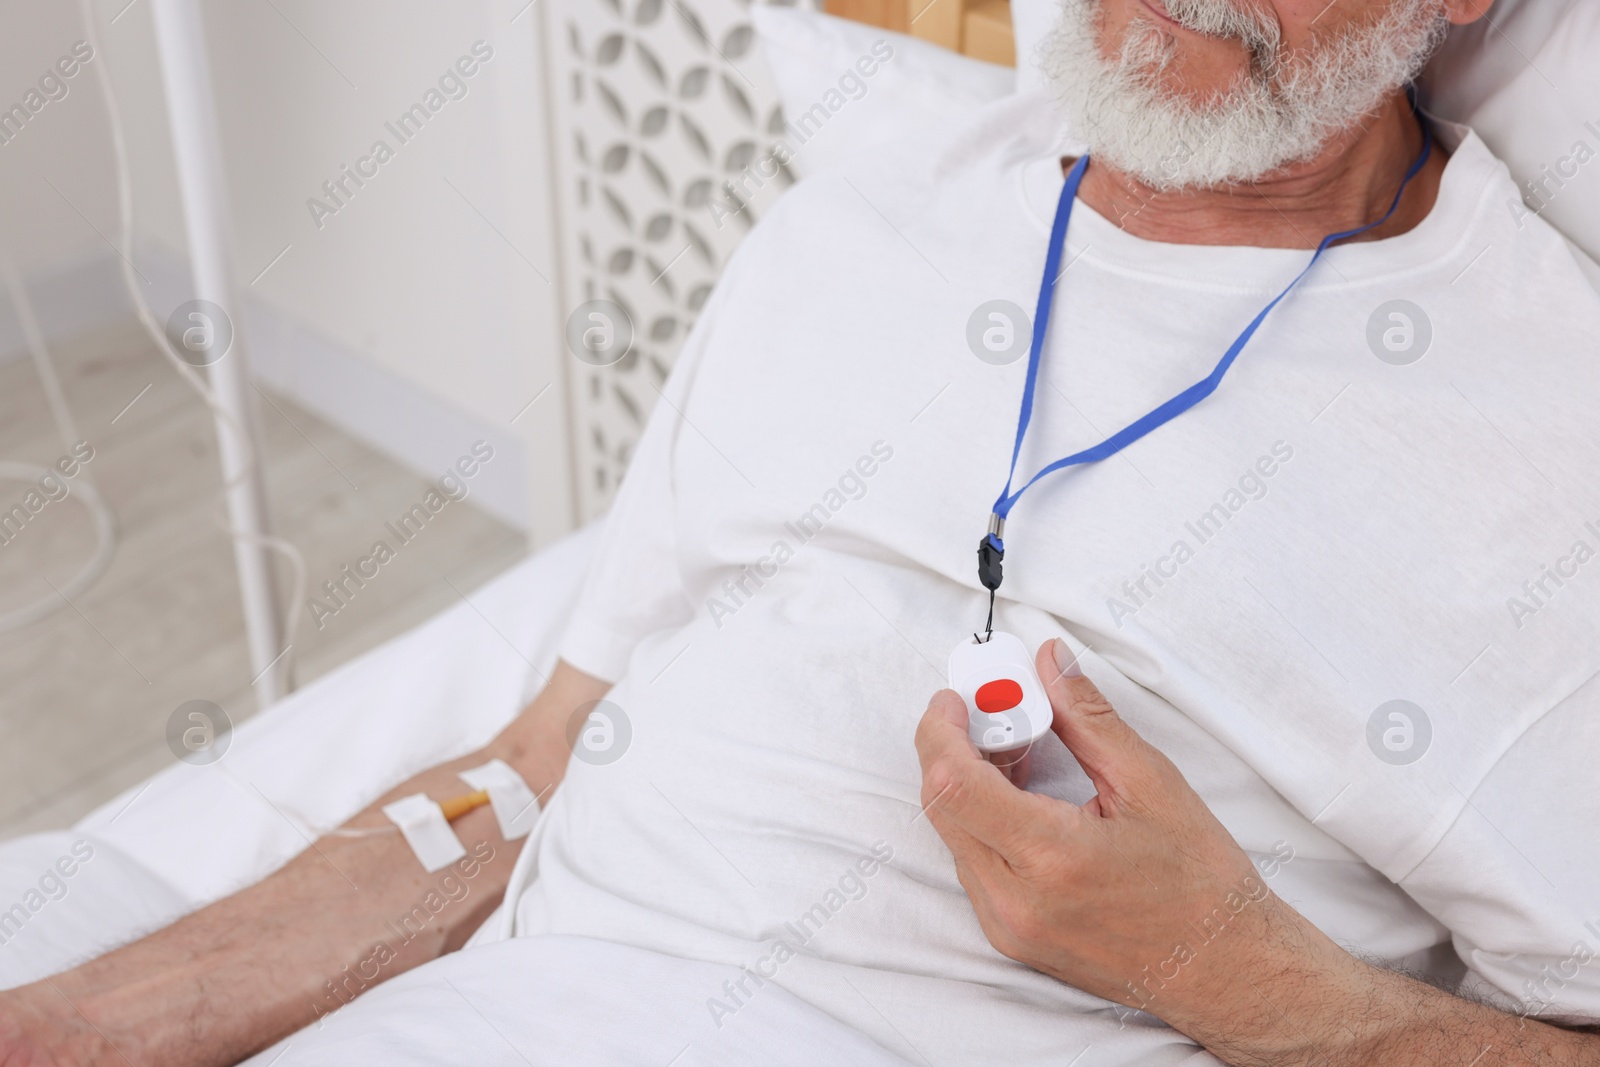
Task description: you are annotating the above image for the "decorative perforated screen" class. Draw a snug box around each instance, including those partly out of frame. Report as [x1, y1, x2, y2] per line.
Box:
[547, 0, 814, 519]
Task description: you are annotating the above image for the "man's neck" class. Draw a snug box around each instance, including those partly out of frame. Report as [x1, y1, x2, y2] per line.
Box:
[1073, 91, 1447, 249]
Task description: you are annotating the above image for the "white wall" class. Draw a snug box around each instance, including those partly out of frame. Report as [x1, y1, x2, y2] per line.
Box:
[0, 0, 574, 544]
[0, 0, 183, 306]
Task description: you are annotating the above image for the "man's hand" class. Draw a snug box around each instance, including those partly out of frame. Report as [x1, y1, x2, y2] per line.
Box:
[915, 638, 1600, 1067]
[915, 638, 1336, 1036]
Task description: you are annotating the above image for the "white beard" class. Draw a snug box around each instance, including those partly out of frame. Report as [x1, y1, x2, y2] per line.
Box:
[1039, 0, 1450, 191]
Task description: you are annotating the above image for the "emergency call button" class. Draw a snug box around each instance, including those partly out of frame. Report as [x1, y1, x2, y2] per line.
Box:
[975, 679, 1023, 714]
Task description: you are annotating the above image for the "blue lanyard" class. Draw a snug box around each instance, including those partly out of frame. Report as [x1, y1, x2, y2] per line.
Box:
[976, 125, 1433, 612]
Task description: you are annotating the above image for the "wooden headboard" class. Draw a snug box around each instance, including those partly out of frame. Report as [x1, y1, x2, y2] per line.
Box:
[823, 0, 1016, 66]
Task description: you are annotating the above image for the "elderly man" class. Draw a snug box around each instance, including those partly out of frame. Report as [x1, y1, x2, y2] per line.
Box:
[6, 0, 1600, 1063]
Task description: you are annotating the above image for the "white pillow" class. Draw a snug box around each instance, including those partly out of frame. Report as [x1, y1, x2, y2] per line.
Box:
[1423, 0, 1600, 263]
[1009, 0, 1600, 261]
[1010, 0, 1059, 94]
[751, 5, 1014, 179]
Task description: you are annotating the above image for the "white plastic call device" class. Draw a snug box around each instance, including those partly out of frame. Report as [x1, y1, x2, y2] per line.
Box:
[947, 631, 1052, 754]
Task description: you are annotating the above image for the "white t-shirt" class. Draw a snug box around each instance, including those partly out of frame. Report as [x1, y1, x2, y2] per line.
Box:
[515, 91, 1600, 1065]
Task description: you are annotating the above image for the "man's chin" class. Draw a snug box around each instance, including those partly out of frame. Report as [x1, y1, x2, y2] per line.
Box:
[1069, 104, 1309, 192]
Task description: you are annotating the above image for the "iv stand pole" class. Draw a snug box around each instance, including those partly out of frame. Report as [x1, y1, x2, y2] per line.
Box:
[150, 0, 290, 706]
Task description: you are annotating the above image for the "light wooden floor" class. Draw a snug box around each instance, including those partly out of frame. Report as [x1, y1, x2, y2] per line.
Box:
[0, 322, 529, 839]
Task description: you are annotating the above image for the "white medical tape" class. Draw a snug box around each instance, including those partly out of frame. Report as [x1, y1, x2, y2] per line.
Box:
[459, 758, 540, 841]
[381, 793, 466, 872]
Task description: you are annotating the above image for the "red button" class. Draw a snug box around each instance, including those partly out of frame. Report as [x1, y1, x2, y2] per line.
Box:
[975, 679, 1023, 714]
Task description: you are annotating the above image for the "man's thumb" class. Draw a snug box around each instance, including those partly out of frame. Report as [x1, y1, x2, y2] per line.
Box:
[1037, 639, 1151, 801]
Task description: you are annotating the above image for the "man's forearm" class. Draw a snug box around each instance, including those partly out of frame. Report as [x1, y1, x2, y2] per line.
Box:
[34, 754, 528, 1067]
[1337, 968, 1600, 1067]
[3, 661, 605, 1067]
[1173, 898, 1600, 1067]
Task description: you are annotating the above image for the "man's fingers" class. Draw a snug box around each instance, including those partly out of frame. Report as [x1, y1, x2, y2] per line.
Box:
[914, 691, 1008, 875]
[988, 746, 1032, 788]
[1037, 639, 1154, 805]
[913, 689, 988, 818]
[915, 690, 1075, 862]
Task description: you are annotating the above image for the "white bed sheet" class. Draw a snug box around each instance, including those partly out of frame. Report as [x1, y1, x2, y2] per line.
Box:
[238, 935, 910, 1067]
[0, 527, 593, 989]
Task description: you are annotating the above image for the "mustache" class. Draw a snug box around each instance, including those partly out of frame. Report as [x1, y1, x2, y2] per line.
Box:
[1152, 0, 1282, 64]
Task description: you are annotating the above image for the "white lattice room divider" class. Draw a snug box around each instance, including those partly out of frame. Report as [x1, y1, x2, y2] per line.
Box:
[548, 0, 816, 519]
